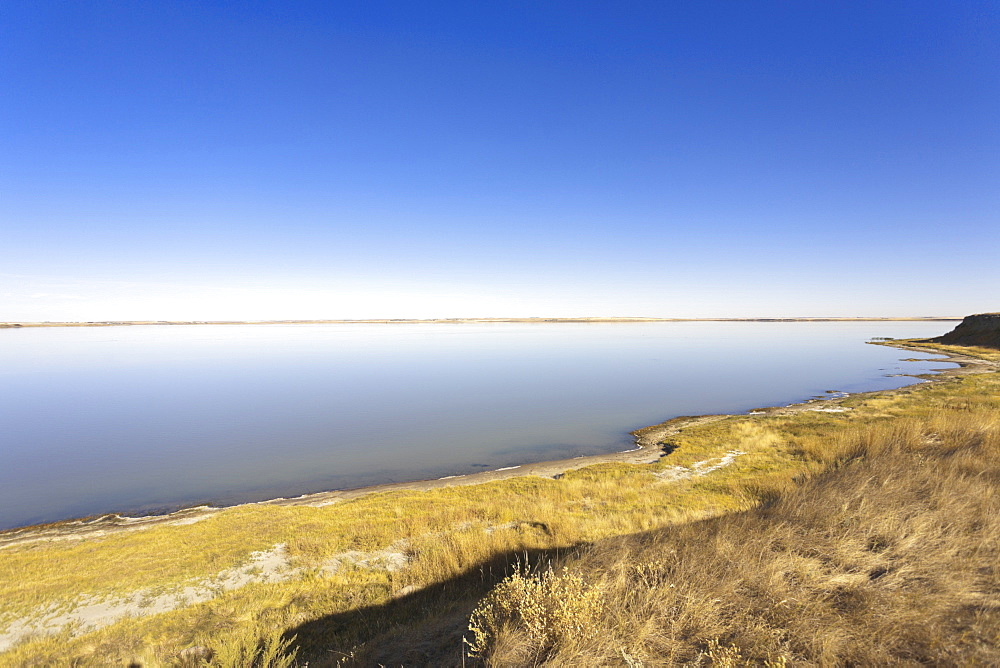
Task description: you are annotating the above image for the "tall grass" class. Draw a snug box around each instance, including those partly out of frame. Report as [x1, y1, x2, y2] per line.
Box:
[469, 402, 1000, 665]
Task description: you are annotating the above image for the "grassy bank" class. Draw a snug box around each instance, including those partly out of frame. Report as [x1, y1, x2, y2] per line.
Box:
[469, 386, 1000, 665]
[1, 342, 996, 665]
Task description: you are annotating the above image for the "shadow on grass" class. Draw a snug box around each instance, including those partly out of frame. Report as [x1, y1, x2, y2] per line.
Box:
[283, 545, 577, 667]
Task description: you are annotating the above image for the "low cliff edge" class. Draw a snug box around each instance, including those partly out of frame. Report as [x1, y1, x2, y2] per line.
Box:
[929, 312, 1000, 349]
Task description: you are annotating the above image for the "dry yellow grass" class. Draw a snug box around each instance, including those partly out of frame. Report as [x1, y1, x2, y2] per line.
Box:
[468, 381, 1000, 665]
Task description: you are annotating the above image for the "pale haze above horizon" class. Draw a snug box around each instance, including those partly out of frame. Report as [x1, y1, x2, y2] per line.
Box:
[2, 2, 998, 321]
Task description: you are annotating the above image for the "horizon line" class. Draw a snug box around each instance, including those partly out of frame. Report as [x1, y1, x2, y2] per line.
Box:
[0, 316, 964, 329]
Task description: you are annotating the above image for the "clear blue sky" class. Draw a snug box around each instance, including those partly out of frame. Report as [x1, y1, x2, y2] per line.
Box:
[2, 1, 997, 320]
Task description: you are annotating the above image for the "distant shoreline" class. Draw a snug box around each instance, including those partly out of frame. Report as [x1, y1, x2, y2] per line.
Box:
[0, 316, 963, 329]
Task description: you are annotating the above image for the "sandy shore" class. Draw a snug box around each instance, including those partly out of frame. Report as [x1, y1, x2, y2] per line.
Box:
[1, 341, 989, 550]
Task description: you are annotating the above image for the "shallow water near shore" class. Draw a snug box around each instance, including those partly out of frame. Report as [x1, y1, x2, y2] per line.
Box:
[0, 321, 955, 530]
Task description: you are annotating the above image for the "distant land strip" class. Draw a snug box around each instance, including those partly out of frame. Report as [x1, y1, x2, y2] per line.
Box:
[0, 317, 962, 328]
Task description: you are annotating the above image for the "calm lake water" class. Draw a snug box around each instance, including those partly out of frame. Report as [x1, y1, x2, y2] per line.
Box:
[0, 321, 956, 530]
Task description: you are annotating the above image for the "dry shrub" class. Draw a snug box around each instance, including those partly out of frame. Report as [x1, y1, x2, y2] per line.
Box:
[467, 565, 604, 664]
[207, 627, 297, 668]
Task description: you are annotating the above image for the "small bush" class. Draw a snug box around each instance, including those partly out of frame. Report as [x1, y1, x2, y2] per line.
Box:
[209, 628, 297, 668]
[467, 565, 604, 662]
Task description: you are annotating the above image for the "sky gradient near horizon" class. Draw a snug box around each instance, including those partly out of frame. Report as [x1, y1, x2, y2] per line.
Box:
[2, 1, 998, 320]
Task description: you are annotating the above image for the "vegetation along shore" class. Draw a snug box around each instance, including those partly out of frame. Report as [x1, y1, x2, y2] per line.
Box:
[1, 315, 998, 665]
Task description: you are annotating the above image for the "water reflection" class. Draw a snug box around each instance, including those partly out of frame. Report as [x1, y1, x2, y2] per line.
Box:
[0, 321, 955, 529]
